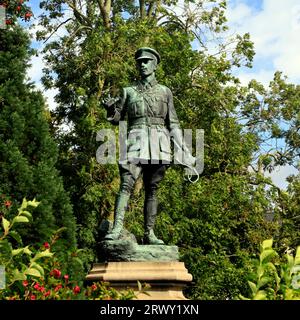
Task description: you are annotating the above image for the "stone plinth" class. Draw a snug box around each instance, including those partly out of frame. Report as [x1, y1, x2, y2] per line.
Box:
[85, 261, 192, 300]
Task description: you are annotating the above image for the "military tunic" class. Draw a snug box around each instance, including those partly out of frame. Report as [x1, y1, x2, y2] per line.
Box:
[107, 78, 180, 164]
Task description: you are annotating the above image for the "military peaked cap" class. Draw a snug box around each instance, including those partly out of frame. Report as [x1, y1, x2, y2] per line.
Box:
[135, 47, 161, 64]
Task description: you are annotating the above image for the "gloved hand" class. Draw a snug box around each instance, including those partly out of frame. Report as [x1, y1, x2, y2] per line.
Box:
[102, 94, 120, 110]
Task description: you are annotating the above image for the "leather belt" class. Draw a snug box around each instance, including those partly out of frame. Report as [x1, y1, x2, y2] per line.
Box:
[129, 117, 165, 126]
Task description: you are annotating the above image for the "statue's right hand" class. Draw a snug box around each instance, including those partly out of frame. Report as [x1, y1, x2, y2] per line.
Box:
[102, 95, 120, 110]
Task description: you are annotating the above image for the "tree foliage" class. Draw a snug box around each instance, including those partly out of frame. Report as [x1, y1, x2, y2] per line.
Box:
[0, 25, 76, 249]
[13, 0, 300, 299]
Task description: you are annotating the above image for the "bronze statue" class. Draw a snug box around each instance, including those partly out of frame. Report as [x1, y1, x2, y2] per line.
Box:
[103, 47, 195, 245]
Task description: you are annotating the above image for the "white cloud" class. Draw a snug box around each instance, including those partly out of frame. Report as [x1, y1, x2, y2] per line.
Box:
[27, 52, 59, 110]
[237, 68, 274, 87]
[226, 2, 253, 25]
[265, 165, 298, 189]
[26, 10, 73, 112]
[43, 87, 59, 111]
[227, 1, 300, 188]
[227, 0, 300, 84]
[27, 53, 44, 83]
[34, 82, 59, 111]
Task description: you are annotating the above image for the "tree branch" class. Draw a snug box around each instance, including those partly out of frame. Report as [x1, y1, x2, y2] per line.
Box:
[65, 0, 92, 26]
[139, 0, 145, 19]
[96, 0, 111, 28]
[43, 18, 73, 44]
[147, 0, 154, 17]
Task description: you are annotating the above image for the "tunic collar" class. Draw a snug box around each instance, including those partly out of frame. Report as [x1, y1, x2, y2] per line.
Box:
[138, 78, 158, 91]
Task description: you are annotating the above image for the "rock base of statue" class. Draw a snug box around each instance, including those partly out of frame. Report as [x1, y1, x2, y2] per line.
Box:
[88, 222, 193, 299]
[96, 221, 180, 262]
[85, 261, 192, 300]
[100, 239, 179, 261]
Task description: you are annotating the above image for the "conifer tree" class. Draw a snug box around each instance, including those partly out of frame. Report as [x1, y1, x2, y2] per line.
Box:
[0, 25, 76, 248]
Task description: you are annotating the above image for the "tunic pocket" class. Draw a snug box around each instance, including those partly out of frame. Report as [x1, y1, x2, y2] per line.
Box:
[128, 98, 144, 117]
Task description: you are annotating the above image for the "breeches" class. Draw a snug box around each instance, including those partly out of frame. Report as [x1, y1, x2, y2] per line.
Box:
[118, 162, 169, 198]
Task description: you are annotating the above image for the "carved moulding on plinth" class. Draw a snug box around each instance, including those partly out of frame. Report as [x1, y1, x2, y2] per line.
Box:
[86, 261, 193, 300]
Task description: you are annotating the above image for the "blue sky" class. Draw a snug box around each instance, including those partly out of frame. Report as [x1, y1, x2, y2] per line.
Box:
[227, 0, 300, 86]
[225, 0, 300, 188]
[230, 0, 263, 11]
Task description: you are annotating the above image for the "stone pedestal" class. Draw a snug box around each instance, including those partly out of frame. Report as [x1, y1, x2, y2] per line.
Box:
[86, 261, 192, 300]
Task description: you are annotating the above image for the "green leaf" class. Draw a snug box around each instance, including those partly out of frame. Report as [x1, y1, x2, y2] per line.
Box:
[286, 254, 294, 269]
[53, 227, 67, 236]
[0, 239, 13, 263]
[11, 269, 27, 282]
[20, 198, 28, 210]
[248, 281, 257, 295]
[2, 217, 10, 234]
[295, 247, 300, 265]
[274, 272, 281, 287]
[12, 246, 32, 256]
[262, 239, 273, 250]
[27, 199, 40, 208]
[20, 210, 32, 219]
[23, 246, 32, 255]
[257, 265, 264, 278]
[253, 290, 267, 300]
[137, 280, 142, 291]
[12, 216, 29, 224]
[260, 249, 277, 263]
[25, 268, 42, 277]
[30, 262, 44, 278]
[239, 294, 251, 300]
[257, 276, 272, 289]
[31, 249, 53, 262]
[11, 248, 24, 256]
[9, 231, 22, 244]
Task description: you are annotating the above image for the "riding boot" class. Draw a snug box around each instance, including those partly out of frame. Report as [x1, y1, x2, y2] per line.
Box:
[143, 197, 164, 245]
[104, 192, 130, 240]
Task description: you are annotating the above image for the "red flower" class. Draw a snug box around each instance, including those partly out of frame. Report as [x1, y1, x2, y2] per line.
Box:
[91, 284, 97, 291]
[33, 283, 40, 290]
[16, 5, 21, 11]
[24, 12, 32, 19]
[43, 242, 50, 249]
[73, 285, 80, 294]
[4, 200, 11, 208]
[64, 274, 69, 281]
[30, 295, 36, 300]
[50, 268, 61, 278]
[54, 284, 62, 292]
[44, 290, 51, 297]
[40, 286, 45, 292]
[22, 280, 28, 287]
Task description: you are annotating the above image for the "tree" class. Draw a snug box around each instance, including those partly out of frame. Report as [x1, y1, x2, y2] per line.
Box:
[0, 24, 76, 250]
[0, 0, 33, 25]
[33, 0, 300, 299]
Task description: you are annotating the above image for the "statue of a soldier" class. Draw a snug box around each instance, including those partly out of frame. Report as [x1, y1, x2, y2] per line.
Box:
[103, 47, 195, 245]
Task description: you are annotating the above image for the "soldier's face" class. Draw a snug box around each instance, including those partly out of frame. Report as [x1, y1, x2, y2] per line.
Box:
[136, 58, 157, 78]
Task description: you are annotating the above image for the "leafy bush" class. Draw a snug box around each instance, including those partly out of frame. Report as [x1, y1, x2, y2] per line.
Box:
[0, 198, 134, 300]
[240, 239, 300, 300]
